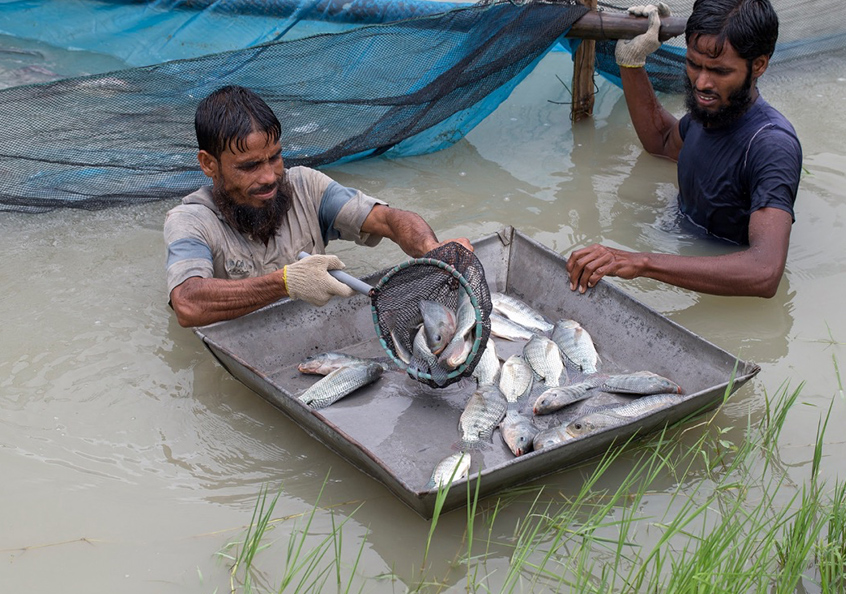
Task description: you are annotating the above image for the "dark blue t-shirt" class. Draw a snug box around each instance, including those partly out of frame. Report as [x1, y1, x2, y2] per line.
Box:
[677, 97, 802, 245]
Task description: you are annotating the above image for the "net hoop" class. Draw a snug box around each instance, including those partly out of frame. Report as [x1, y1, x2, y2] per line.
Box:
[370, 255, 488, 387]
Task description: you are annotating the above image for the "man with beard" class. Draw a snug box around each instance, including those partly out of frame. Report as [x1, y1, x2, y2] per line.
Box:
[566, 0, 802, 297]
[165, 85, 471, 327]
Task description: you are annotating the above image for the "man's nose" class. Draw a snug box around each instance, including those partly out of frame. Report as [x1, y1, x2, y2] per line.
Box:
[256, 161, 277, 185]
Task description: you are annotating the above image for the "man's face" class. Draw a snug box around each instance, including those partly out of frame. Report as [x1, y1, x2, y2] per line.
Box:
[209, 130, 285, 209]
[684, 35, 761, 127]
[198, 130, 289, 242]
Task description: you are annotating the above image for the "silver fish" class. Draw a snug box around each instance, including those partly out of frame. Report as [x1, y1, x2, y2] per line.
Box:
[389, 325, 413, 365]
[532, 424, 573, 451]
[499, 354, 534, 402]
[599, 371, 682, 395]
[458, 385, 508, 449]
[491, 292, 553, 333]
[298, 362, 383, 409]
[439, 289, 478, 369]
[523, 334, 566, 387]
[565, 393, 681, 439]
[472, 338, 501, 385]
[410, 325, 449, 386]
[298, 351, 391, 375]
[552, 319, 600, 374]
[425, 452, 471, 490]
[532, 381, 597, 415]
[499, 409, 539, 456]
[420, 300, 457, 355]
[490, 312, 535, 341]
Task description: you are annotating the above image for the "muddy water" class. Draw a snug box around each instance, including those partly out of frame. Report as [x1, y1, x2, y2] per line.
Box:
[1, 35, 845, 593]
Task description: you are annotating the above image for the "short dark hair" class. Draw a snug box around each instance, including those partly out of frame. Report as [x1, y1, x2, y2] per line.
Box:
[685, 0, 779, 60]
[194, 85, 282, 158]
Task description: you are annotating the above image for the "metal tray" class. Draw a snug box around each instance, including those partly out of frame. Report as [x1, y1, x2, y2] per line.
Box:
[194, 226, 759, 518]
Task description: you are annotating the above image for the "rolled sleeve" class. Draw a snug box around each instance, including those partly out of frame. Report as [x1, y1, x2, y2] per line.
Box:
[319, 182, 386, 246]
[164, 208, 215, 296]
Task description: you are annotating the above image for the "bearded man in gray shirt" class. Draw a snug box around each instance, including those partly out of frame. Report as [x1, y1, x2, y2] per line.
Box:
[165, 85, 469, 327]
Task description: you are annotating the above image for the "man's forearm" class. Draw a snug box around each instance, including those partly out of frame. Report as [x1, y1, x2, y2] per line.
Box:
[170, 271, 288, 327]
[363, 205, 440, 257]
[620, 67, 680, 160]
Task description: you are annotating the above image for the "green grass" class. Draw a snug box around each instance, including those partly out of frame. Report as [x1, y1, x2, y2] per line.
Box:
[219, 381, 846, 593]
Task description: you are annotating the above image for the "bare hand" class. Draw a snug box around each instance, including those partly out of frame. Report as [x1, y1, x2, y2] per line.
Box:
[437, 237, 474, 253]
[566, 244, 642, 293]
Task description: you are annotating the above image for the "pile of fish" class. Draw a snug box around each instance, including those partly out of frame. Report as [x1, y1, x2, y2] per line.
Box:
[295, 291, 684, 491]
[388, 288, 480, 386]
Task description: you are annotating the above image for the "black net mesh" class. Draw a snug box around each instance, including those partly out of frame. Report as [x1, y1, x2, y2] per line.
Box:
[371, 242, 492, 388]
[0, 0, 589, 213]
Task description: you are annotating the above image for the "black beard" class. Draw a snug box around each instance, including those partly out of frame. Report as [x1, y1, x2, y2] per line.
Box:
[684, 65, 754, 128]
[213, 177, 291, 245]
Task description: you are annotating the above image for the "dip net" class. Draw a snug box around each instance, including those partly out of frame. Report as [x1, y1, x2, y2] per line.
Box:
[0, 0, 842, 213]
[371, 242, 492, 388]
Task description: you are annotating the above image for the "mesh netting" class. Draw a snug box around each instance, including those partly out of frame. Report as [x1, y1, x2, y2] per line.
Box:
[1, 0, 842, 212]
[0, 0, 588, 213]
[371, 242, 492, 388]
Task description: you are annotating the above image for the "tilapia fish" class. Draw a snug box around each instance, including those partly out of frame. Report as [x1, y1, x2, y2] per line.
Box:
[499, 409, 539, 457]
[298, 362, 383, 409]
[439, 288, 478, 370]
[420, 299, 457, 356]
[490, 312, 535, 341]
[551, 319, 600, 374]
[472, 338, 501, 386]
[532, 381, 597, 415]
[491, 292, 553, 334]
[298, 351, 391, 375]
[458, 385, 508, 449]
[523, 334, 566, 387]
[499, 354, 534, 403]
[533, 393, 680, 450]
[598, 371, 682, 395]
[408, 324, 449, 386]
[424, 452, 471, 490]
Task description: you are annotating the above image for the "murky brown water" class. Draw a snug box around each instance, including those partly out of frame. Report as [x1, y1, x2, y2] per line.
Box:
[1, 31, 845, 593]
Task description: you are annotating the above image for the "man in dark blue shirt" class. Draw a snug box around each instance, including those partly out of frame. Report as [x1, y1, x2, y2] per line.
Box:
[567, 0, 802, 297]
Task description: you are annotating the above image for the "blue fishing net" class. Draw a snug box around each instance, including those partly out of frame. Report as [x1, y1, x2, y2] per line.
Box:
[0, 0, 841, 212]
[0, 0, 589, 212]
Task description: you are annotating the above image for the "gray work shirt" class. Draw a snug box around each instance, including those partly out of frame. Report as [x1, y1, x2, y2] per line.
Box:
[164, 166, 385, 297]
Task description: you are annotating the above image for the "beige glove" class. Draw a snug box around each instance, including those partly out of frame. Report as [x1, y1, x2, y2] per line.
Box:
[283, 254, 357, 306]
[615, 3, 671, 68]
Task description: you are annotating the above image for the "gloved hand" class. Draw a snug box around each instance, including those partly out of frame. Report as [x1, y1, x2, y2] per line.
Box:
[615, 3, 671, 68]
[283, 254, 357, 306]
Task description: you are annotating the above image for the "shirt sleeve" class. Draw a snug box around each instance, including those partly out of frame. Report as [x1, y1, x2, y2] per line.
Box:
[745, 125, 803, 221]
[163, 206, 215, 297]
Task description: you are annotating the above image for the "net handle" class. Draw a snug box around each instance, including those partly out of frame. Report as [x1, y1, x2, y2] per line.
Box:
[297, 251, 373, 295]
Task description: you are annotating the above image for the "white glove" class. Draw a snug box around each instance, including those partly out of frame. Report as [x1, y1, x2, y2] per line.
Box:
[615, 3, 671, 68]
[283, 254, 357, 306]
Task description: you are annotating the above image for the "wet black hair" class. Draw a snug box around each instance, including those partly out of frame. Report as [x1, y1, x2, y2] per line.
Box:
[685, 0, 779, 60]
[194, 85, 282, 158]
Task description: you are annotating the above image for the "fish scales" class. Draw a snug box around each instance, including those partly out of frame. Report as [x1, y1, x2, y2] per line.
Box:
[499, 354, 534, 402]
[439, 289, 478, 369]
[425, 452, 471, 490]
[298, 362, 383, 409]
[459, 385, 508, 449]
[490, 312, 535, 341]
[532, 381, 596, 415]
[298, 351, 391, 375]
[552, 319, 600, 374]
[472, 338, 501, 386]
[499, 409, 539, 457]
[420, 300, 457, 356]
[523, 334, 566, 387]
[491, 292, 553, 333]
[600, 371, 682, 395]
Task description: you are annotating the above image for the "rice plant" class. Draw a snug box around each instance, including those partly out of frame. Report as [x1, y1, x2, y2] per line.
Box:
[219, 380, 846, 594]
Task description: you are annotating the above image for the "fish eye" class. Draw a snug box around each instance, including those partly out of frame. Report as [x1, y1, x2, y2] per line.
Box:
[574, 423, 583, 430]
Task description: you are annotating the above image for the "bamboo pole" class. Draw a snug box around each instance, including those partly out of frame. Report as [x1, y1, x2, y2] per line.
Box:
[566, 11, 687, 41]
[571, 0, 598, 122]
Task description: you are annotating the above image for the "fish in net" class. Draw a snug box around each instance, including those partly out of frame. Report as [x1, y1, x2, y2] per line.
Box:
[371, 242, 492, 388]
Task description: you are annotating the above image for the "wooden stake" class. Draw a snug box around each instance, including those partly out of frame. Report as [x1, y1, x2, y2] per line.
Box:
[571, 0, 598, 122]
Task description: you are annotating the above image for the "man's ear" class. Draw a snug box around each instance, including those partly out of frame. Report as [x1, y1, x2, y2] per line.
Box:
[751, 54, 769, 80]
[197, 150, 218, 179]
